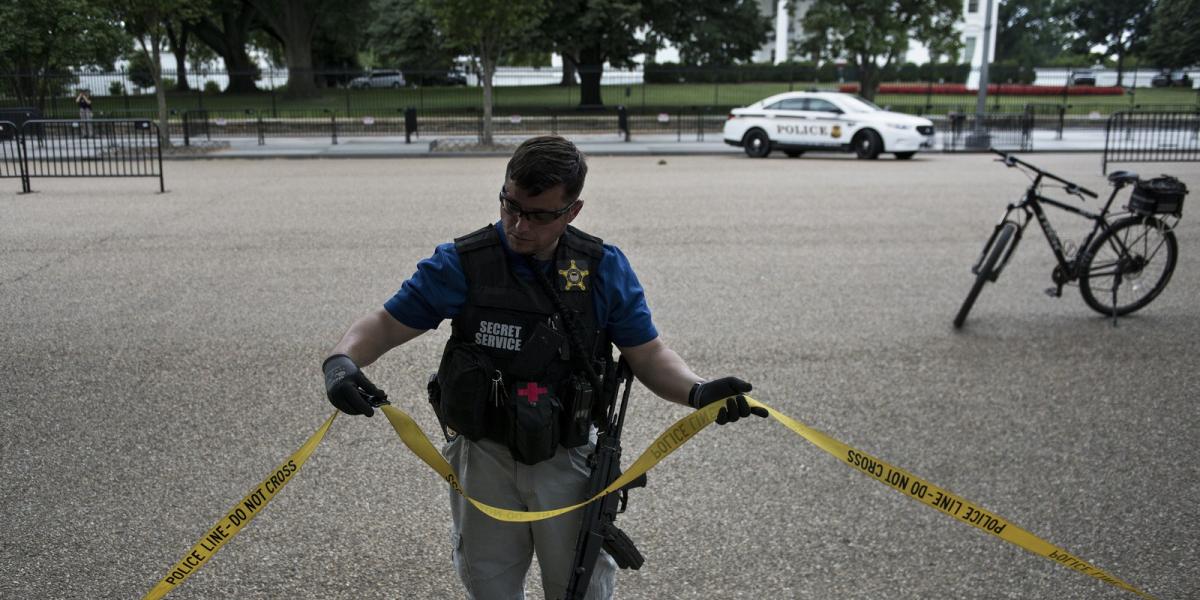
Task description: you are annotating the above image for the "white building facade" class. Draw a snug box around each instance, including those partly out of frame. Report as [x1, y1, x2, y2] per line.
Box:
[758, 0, 999, 87]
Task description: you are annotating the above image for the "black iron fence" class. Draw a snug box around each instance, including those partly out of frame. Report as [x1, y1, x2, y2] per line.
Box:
[4, 66, 1197, 119]
[1103, 111, 1200, 174]
[171, 105, 729, 145]
[942, 113, 1034, 152]
[4, 119, 164, 193]
[1, 121, 29, 190]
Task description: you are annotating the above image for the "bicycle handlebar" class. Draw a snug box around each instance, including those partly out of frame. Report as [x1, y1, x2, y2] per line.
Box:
[991, 149, 1099, 198]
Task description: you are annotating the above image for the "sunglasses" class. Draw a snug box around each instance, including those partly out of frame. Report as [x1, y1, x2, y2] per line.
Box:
[498, 187, 579, 224]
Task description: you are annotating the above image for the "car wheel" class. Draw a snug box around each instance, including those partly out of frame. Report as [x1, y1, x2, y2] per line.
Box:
[392, 82, 402, 88]
[894, 152, 915, 160]
[784, 150, 804, 158]
[743, 129, 771, 158]
[854, 129, 882, 160]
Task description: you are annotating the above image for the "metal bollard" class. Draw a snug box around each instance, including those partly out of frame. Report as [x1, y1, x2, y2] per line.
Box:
[404, 107, 417, 144]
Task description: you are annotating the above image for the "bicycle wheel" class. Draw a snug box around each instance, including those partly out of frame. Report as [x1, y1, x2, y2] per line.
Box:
[954, 221, 1018, 328]
[1079, 215, 1178, 317]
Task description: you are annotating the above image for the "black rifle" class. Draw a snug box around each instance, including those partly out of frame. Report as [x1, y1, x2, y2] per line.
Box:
[561, 356, 647, 600]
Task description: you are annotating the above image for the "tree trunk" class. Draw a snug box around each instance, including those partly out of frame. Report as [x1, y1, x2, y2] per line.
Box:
[192, 6, 260, 93]
[151, 39, 171, 148]
[251, 1, 319, 98]
[282, 35, 317, 97]
[576, 48, 604, 108]
[166, 23, 191, 92]
[559, 55, 577, 86]
[13, 58, 37, 108]
[859, 62, 881, 101]
[481, 56, 495, 145]
[225, 53, 260, 93]
[1115, 44, 1126, 87]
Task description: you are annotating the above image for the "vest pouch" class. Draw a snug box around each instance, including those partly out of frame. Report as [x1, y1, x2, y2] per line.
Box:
[508, 383, 561, 465]
[436, 339, 496, 441]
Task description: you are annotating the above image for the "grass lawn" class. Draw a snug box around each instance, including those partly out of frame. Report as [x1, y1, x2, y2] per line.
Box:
[32, 81, 1200, 118]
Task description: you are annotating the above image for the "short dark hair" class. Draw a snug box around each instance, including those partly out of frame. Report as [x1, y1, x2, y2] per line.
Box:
[505, 136, 587, 202]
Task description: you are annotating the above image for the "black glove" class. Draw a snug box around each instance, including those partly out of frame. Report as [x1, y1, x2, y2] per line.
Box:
[322, 354, 387, 417]
[688, 377, 768, 425]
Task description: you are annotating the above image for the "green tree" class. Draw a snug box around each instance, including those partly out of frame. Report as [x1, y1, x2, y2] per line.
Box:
[800, 0, 962, 101]
[163, 8, 217, 93]
[430, 0, 546, 145]
[365, 0, 459, 76]
[310, 1, 371, 87]
[650, 0, 771, 66]
[126, 49, 158, 88]
[249, 0, 326, 97]
[540, 0, 770, 106]
[1064, 0, 1154, 86]
[0, 0, 128, 111]
[163, 20, 193, 91]
[538, 2, 651, 105]
[995, 0, 1071, 68]
[111, 0, 205, 146]
[190, 0, 262, 93]
[1144, 0, 1200, 69]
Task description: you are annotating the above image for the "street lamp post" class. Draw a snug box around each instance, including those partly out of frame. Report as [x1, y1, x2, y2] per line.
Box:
[966, 0, 995, 149]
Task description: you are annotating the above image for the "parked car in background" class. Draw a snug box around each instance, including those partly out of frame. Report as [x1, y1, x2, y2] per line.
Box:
[405, 68, 469, 87]
[442, 69, 468, 86]
[1070, 70, 1096, 86]
[723, 91, 935, 160]
[349, 70, 406, 89]
[1151, 70, 1193, 88]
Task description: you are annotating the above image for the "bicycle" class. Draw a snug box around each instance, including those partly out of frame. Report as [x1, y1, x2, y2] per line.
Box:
[953, 150, 1187, 328]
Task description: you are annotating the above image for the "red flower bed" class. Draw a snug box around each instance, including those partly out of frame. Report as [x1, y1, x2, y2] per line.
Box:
[837, 83, 1124, 96]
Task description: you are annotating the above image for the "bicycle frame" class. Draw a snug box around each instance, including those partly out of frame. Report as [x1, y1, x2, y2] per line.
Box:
[973, 155, 1126, 286]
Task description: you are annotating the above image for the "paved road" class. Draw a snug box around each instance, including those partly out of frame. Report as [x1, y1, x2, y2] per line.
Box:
[2, 153, 1197, 599]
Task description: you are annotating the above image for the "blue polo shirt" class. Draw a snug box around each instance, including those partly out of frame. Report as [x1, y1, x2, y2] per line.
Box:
[384, 223, 658, 348]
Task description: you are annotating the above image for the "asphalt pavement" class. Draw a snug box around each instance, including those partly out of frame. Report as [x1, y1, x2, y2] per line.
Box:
[1, 153, 1198, 599]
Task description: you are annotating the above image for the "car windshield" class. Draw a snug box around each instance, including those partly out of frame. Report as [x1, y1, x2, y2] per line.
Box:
[839, 96, 883, 113]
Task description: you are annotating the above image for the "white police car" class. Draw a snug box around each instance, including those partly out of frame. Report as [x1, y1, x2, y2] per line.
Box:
[723, 91, 935, 159]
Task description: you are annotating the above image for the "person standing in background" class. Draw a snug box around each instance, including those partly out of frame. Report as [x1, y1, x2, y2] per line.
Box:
[75, 89, 93, 137]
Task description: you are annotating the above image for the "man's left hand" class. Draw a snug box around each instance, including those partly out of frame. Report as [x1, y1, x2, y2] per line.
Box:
[688, 377, 768, 425]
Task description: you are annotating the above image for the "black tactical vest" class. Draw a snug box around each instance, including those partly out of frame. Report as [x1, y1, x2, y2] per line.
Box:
[434, 224, 611, 465]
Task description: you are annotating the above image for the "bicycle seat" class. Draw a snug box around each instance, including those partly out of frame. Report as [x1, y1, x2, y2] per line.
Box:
[1107, 170, 1139, 185]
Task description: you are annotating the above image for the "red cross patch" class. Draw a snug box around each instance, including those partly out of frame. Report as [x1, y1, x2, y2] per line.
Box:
[517, 382, 548, 405]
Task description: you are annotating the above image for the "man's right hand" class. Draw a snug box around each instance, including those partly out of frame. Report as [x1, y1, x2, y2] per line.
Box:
[322, 354, 387, 417]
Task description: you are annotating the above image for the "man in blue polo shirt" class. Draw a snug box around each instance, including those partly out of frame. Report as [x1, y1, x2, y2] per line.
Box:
[322, 136, 765, 600]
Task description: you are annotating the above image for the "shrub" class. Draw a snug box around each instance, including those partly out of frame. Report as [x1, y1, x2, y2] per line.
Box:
[127, 52, 156, 88]
[108, 81, 125, 96]
[838, 83, 1125, 96]
[203, 80, 221, 94]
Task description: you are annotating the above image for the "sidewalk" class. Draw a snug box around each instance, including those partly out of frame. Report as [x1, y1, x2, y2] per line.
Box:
[169, 129, 1124, 160]
[176, 133, 744, 159]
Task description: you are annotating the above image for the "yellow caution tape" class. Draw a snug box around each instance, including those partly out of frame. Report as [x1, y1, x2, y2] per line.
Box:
[144, 398, 1154, 599]
[758, 401, 1154, 600]
[142, 413, 337, 600]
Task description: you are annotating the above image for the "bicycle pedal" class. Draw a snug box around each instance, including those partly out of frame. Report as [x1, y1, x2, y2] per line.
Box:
[1044, 287, 1062, 298]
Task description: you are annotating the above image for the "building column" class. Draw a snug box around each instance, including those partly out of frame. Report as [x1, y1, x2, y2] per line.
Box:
[774, 0, 790, 65]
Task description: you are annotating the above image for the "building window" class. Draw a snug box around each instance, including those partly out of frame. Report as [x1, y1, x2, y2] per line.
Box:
[963, 37, 977, 64]
[968, 0, 978, 12]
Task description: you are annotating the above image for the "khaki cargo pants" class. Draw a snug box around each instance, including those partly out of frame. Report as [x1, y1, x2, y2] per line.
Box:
[443, 434, 617, 600]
